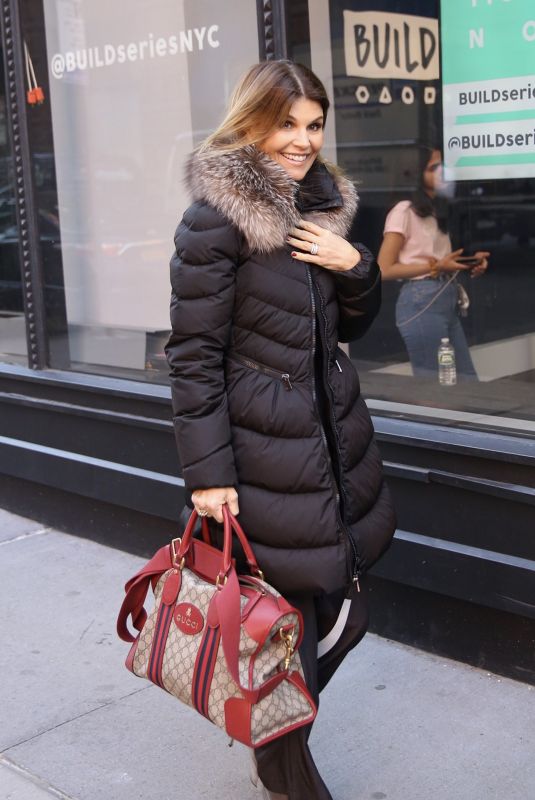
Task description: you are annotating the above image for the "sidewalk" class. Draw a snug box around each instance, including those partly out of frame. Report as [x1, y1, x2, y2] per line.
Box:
[1, 507, 533, 800]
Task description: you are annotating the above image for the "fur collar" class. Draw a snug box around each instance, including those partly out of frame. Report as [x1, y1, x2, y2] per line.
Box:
[184, 145, 358, 253]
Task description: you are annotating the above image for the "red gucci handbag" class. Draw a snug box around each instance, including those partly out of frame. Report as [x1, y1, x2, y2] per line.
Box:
[116, 506, 317, 747]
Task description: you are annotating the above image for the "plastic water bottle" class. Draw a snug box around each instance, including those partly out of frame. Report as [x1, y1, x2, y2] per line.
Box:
[438, 338, 456, 385]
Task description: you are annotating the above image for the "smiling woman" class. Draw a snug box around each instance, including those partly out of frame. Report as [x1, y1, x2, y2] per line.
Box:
[165, 60, 395, 800]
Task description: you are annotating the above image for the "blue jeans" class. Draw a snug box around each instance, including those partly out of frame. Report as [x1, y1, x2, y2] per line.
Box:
[395, 278, 477, 380]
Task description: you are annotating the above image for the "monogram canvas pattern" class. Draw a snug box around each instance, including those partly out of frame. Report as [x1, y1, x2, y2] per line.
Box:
[161, 570, 214, 702]
[251, 661, 313, 745]
[130, 566, 314, 743]
[249, 611, 296, 688]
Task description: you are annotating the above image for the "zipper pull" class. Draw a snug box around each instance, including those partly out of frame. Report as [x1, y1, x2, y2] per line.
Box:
[353, 571, 361, 593]
[282, 373, 293, 390]
[335, 359, 342, 373]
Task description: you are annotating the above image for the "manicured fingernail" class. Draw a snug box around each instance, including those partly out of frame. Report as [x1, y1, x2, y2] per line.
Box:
[291, 251, 297, 257]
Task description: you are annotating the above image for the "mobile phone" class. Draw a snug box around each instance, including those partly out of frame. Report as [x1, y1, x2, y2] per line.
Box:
[457, 256, 482, 267]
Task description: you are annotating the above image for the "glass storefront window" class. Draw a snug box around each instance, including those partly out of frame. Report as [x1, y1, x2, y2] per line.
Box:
[306, 0, 535, 434]
[30, 0, 259, 381]
[0, 45, 28, 366]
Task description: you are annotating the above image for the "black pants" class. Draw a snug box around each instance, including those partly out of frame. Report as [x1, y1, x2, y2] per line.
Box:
[255, 583, 370, 799]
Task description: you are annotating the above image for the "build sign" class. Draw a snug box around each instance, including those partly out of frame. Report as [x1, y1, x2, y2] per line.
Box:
[442, 0, 535, 180]
[329, 1, 440, 191]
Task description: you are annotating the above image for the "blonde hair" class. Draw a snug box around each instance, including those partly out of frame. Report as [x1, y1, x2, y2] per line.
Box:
[199, 60, 330, 154]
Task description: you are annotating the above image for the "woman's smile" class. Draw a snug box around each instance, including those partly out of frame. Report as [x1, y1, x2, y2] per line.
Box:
[281, 152, 309, 163]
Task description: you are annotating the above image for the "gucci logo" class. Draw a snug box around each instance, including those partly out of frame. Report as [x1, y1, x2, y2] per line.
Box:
[174, 602, 204, 635]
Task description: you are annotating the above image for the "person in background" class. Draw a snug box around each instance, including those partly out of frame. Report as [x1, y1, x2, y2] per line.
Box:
[377, 146, 489, 380]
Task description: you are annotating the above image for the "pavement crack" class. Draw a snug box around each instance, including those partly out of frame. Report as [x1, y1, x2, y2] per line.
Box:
[0, 528, 51, 546]
[4, 686, 152, 751]
[0, 755, 76, 799]
[79, 619, 94, 641]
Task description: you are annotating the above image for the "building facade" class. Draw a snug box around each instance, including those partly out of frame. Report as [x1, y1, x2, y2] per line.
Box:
[1, 0, 534, 680]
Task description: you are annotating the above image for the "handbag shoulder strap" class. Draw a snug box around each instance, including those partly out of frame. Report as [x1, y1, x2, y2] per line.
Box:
[117, 545, 173, 643]
[215, 570, 288, 704]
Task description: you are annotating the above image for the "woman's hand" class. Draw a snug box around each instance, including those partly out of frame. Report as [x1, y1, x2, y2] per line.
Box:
[191, 487, 239, 523]
[287, 219, 361, 272]
[470, 251, 490, 278]
[434, 248, 471, 273]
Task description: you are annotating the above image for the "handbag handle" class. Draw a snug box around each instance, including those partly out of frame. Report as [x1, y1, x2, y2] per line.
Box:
[177, 506, 262, 582]
[198, 516, 212, 545]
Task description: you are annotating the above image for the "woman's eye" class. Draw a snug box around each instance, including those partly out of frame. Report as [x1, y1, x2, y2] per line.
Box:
[282, 121, 292, 129]
[309, 123, 323, 131]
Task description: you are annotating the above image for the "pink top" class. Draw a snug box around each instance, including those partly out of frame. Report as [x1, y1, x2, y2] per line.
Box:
[383, 200, 452, 279]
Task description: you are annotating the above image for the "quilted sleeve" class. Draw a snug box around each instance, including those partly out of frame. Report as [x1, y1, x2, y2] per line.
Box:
[164, 201, 242, 492]
[334, 243, 382, 342]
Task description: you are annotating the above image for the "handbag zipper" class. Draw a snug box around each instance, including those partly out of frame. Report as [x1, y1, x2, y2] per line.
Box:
[305, 268, 361, 591]
[312, 273, 362, 590]
[227, 352, 293, 390]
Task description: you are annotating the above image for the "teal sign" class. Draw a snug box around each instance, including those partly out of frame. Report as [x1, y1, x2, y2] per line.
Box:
[441, 0, 535, 180]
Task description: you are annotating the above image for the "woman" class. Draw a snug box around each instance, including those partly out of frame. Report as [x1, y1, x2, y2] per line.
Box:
[378, 146, 489, 380]
[165, 60, 396, 800]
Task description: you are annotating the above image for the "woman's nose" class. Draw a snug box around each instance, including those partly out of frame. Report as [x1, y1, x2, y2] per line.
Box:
[292, 128, 310, 149]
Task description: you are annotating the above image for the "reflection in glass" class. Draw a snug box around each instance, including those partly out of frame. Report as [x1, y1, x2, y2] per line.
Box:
[38, 0, 259, 382]
[307, 0, 535, 432]
[377, 146, 483, 382]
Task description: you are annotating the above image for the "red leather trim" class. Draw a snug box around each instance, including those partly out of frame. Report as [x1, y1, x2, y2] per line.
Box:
[125, 637, 138, 673]
[244, 594, 289, 645]
[276, 595, 296, 616]
[187, 538, 235, 584]
[161, 569, 182, 606]
[117, 545, 173, 642]
[200, 517, 211, 545]
[215, 571, 260, 703]
[206, 592, 219, 628]
[224, 697, 252, 746]
[256, 671, 287, 701]
[223, 508, 260, 571]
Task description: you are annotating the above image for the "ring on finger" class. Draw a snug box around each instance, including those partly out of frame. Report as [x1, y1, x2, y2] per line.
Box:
[310, 242, 319, 256]
[197, 509, 208, 517]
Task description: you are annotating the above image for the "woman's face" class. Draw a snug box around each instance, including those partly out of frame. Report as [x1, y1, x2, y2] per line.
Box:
[258, 97, 324, 180]
[423, 149, 445, 195]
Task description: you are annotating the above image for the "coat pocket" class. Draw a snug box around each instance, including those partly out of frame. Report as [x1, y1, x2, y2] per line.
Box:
[226, 352, 293, 391]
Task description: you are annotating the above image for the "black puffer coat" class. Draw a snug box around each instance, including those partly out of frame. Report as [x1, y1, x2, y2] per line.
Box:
[165, 146, 395, 595]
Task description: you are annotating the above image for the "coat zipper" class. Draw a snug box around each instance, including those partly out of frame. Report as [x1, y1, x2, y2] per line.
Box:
[314, 274, 362, 591]
[227, 352, 293, 390]
[305, 267, 361, 592]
